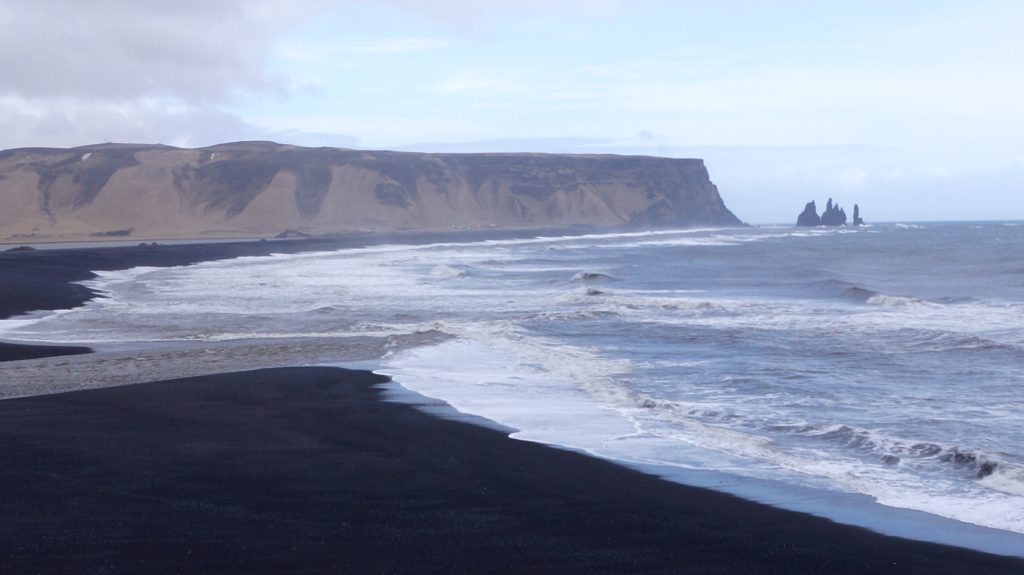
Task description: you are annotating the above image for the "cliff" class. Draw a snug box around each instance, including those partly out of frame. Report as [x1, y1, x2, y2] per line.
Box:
[0, 141, 742, 243]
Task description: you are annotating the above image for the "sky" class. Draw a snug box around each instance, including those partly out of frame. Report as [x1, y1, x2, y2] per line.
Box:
[0, 1, 1021, 223]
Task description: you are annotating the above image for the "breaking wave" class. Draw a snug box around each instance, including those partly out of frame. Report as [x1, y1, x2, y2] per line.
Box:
[901, 331, 1015, 354]
[630, 394, 1024, 498]
[430, 264, 469, 279]
[571, 271, 615, 282]
[811, 279, 937, 308]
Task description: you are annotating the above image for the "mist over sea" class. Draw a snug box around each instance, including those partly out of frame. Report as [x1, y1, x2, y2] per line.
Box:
[4, 222, 1023, 553]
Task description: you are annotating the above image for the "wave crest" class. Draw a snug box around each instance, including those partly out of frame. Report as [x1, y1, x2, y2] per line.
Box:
[430, 264, 468, 279]
[571, 271, 615, 282]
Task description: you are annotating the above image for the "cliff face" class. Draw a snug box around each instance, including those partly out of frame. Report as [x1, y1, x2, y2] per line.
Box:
[0, 141, 742, 242]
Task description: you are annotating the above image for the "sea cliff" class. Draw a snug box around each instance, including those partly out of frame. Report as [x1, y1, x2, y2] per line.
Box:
[0, 141, 741, 242]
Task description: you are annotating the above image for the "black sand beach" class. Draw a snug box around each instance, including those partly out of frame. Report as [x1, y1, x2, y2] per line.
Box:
[0, 365, 1021, 574]
[0, 341, 91, 362]
[2, 238, 1024, 573]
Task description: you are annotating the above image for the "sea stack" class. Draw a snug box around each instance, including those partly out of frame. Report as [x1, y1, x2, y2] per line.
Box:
[796, 201, 821, 226]
[820, 198, 847, 226]
[796, 198, 860, 227]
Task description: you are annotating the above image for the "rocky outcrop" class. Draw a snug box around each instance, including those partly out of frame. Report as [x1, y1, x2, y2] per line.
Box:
[796, 201, 821, 227]
[853, 204, 864, 226]
[796, 198, 856, 227]
[820, 198, 847, 226]
[0, 142, 742, 242]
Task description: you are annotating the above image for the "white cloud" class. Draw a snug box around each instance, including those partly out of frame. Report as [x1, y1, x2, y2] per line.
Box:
[837, 166, 869, 190]
[376, 0, 621, 27]
[0, 0, 324, 148]
[433, 71, 536, 97]
[344, 37, 451, 54]
[0, 95, 270, 149]
[0, 1, 304, 102]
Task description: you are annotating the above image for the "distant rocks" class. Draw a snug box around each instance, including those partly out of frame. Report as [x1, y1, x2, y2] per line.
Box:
[820, 199, 847, 226]
[796, 198, 864, 227]
[796, 201, 821, 227]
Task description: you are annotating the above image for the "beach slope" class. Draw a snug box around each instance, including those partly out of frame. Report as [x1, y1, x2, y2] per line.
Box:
[0, 366, 1021, 574]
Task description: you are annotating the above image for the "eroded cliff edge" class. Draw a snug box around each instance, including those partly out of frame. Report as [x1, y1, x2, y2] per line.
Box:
[0, 141, 742, 242]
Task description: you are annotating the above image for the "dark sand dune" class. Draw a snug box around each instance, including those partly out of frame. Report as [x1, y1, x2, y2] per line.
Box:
[0, 366, 1021, 574]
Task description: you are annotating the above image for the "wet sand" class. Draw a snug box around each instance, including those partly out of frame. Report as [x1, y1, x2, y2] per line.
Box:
[0, 341, 90, 362]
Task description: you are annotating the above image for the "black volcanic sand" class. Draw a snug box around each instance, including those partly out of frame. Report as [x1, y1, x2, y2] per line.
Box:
[0, 341, 91, 362]
[0, 367, 1021, 574]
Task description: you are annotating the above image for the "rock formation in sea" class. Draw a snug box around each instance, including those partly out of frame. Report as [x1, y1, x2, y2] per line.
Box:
[820, 198, 847, 226]
[797, 198, 854, 227]
[0, 141, 743, 242]
[796, 201, 821, 227]
[853, 204, 864, 226]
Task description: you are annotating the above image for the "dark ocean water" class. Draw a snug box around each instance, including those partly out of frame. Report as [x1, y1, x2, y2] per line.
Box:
[4, 222, 1023, 551]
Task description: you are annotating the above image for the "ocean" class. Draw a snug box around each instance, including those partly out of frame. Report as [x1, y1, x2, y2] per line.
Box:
[4, 222, 1023, 554]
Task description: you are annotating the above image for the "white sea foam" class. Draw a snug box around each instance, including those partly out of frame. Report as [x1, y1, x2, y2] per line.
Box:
[570, 271, 614, 282]
[865, 294, 932, 307]
[429, 264, 468, 279]
[982, 466, 1024, 497]
[384, 336, 1024, 536]
[382, 338, 639, 450]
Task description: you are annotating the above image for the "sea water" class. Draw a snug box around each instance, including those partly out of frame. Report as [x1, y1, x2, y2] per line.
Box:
[3, 222, 1023, 554]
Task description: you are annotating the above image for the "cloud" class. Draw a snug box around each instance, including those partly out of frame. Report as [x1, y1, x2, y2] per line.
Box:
[0, 97, 273, 149]
[0, 1, 305, 102]
[344, 37, 450, 54]
[0, 95, 370, 150]
[0, 0, 326, 149]
[400, 136, 613, 153]
[376, 0, 621, 27]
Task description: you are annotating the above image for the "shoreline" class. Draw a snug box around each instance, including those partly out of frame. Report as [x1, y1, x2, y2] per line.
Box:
[2, 365, 1022, 573]
[379, 370, 1024, 559]
[0, 341, 91, 362]
[0, 225, 608, 321]
[2, 232, 1023, 570]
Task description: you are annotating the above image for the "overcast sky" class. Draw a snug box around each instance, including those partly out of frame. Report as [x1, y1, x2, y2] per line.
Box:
[1, 0, 1021, 223]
